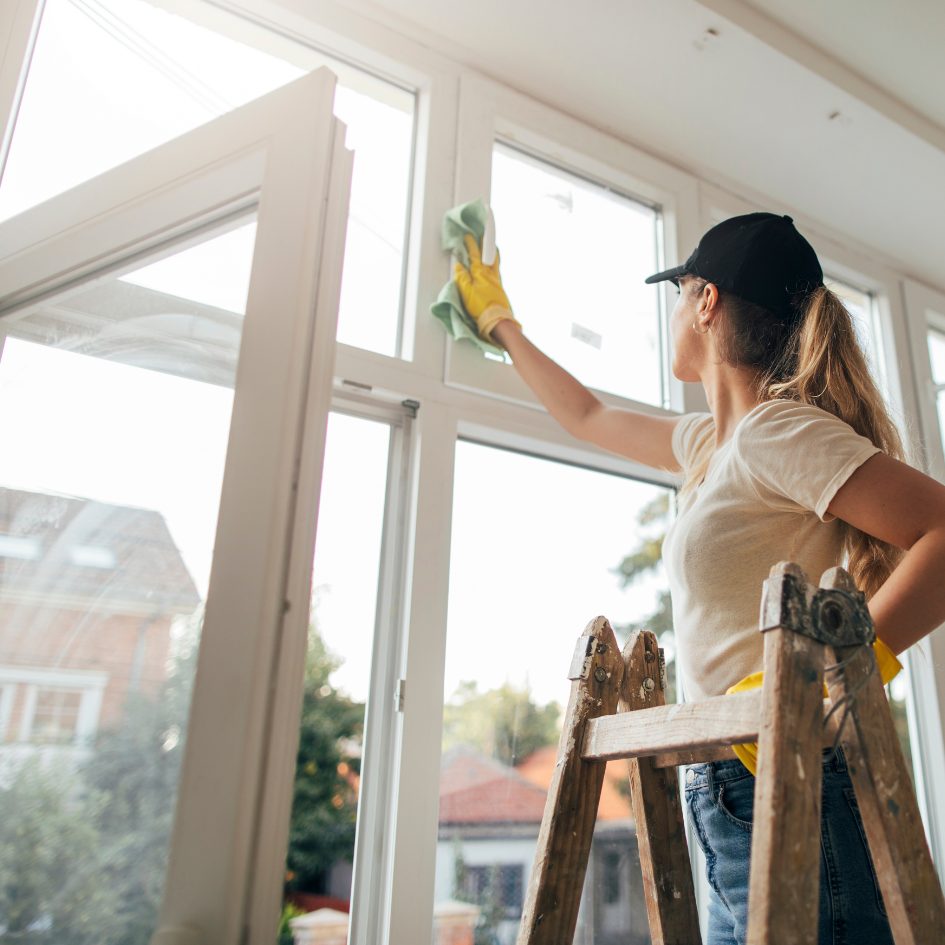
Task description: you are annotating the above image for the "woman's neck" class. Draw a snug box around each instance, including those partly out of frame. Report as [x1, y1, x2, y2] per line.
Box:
[701, 365, 765, 447]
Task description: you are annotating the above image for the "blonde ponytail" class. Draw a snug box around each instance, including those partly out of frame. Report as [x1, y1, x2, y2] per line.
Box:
[764, 287, 903, 597]
[681, 281, 903, 598]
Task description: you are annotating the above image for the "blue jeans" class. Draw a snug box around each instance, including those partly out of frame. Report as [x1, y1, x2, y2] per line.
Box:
[685, 749, 894, 945]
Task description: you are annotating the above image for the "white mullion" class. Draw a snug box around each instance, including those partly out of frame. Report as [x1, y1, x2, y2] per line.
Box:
[336, 349, 681, 493]
[387, 399, 458, 944]
[903, 280, 945, 481]
[876, 273, 915, 449]
[349, 400, 415, 945]
[400, 66, 459, 369]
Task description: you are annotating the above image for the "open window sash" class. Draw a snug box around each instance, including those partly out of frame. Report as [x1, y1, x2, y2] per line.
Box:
[0, 68, 353, 945]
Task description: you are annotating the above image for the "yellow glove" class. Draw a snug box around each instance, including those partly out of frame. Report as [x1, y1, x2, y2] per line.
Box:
[453, 233, 521, 346]
[726, 638, 902, 775]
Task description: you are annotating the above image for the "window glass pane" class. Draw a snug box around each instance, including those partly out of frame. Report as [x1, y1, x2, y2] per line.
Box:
[281, 412, 390, 938]
[491, 143, 663, 406]
[828, 279, 884, 394]
[927, 329, 945, 385]
[0, 219, 252, 944]
[1, 0, 413, 357]
[435, 441, 672, 944]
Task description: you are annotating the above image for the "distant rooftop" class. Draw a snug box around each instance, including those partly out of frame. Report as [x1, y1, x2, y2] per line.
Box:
[439, 746, 547, 826]
[0, 487, 199, 612]
[439, 744, 634, 827]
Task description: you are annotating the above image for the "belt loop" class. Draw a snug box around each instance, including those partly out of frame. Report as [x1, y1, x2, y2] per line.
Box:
[824, 745, 846, 773]
[833, 745, 847, 773]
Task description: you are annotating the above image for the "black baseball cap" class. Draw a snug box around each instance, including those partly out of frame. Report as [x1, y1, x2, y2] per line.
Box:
[645, 212, 824, 319]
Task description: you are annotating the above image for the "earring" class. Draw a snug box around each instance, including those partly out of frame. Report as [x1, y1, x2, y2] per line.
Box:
[692, 321, 709, 334]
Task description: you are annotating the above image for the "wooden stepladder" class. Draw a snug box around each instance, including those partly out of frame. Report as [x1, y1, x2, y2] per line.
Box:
[517, 562, 945, 945]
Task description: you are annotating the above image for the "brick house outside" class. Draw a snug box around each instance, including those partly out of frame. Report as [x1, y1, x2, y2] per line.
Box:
[0, 486, 200, 778]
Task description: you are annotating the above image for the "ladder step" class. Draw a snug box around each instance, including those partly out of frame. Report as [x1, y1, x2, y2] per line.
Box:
[584, 692, 847, 764]
[582, 690, 763, 761]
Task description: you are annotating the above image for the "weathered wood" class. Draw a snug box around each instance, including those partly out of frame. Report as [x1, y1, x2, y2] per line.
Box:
[821, 568, 945, 945]
[653, 708, 839, 768]
[516, 616, 625, 945]
[746, 568, 826, 944]
[582, 690, 762, 761]
[621, 630, 702, 945]
[519, 561, 943, 945]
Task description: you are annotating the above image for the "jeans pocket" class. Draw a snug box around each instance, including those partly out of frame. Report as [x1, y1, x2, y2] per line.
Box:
[842, 787, 888, 917]
[716, 775, 754, 832]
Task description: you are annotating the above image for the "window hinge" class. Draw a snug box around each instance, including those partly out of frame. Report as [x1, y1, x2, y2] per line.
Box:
[402, 398, 419, 417]
[395, 678, 406, 712]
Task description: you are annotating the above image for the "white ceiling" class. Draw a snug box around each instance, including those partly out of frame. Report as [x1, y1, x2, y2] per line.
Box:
[335, 0, 945, 293]
[732, 0, 945, 132]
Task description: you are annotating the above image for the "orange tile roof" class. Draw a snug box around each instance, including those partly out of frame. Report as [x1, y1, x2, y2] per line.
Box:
[438, 745, 634, 826]
[439, 747, 546, 825]
[515, 746, 633, 821]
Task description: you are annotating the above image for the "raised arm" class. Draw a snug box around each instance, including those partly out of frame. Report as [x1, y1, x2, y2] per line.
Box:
[492, 321, 680, 471]
[454, 234, 680, 472]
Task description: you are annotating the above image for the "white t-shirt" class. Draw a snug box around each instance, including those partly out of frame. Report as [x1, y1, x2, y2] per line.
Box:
[662, 399, 880, 702]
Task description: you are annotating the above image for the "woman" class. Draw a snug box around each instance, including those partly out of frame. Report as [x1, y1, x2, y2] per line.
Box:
[453, 211, 945, 945]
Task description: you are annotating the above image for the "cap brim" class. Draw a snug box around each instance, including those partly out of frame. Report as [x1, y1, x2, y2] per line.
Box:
[644, 264, 687, 285]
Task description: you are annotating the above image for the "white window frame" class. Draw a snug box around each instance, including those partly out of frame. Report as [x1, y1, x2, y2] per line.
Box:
[445, 72, 703, 417]
[0, 67, 354, 944]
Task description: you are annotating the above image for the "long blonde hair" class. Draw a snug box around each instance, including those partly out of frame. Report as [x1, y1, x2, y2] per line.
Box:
[681, 279, 903, 598]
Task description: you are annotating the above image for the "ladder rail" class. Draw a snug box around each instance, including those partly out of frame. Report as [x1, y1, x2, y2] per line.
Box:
[517, 562, 945, 945]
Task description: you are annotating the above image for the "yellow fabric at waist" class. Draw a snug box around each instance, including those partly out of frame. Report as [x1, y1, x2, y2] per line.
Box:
[724, 637, 902, 775]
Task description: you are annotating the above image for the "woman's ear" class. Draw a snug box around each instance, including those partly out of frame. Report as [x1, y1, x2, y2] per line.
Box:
[700, 282, 720, 320]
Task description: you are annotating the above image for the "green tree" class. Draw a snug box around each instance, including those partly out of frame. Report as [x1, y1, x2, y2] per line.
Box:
[0, 611, 365, 937]
[0, 614, 199, 945]
[442, 681, 560, 766]
[284, 630, 364, 893]
[0, 760, 116, 944]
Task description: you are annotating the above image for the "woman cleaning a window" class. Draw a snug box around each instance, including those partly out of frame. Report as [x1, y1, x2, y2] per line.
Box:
[451, 211, 945, 944]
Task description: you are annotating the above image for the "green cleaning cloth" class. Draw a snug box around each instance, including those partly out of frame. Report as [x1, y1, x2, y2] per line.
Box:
[430, 198, 505, 357]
